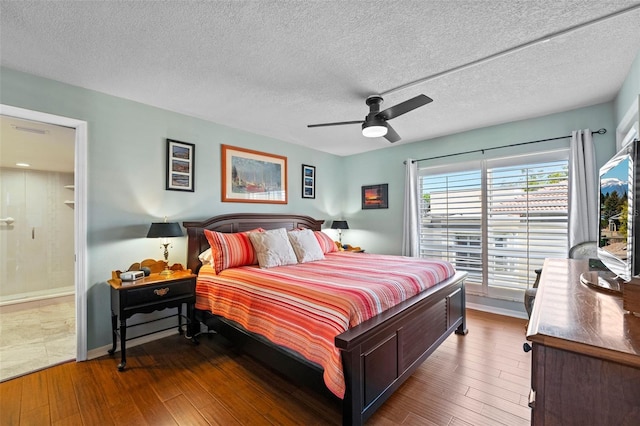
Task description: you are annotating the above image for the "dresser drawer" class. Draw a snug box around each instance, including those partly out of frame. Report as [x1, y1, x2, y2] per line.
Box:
[125, 279, 194, 306]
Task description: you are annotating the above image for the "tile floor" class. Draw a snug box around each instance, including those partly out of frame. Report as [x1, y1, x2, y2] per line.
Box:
[0, 295, 75, 382]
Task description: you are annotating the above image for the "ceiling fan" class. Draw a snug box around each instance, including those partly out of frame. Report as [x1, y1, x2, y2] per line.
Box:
[307, 94, 433, 143]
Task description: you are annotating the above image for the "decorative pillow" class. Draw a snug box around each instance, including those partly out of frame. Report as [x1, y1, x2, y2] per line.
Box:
[288, 229, 325, 263]
[248, 228, 298, 268]
[198, 248, 213, 264]
[204, 229, 263, 274]
[314, 230, 338, 253]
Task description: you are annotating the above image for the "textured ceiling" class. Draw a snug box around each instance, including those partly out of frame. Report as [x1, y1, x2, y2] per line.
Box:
[1, 1, 640, 156]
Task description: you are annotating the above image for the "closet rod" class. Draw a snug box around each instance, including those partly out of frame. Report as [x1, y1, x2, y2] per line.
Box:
[410, 128, 607, 163]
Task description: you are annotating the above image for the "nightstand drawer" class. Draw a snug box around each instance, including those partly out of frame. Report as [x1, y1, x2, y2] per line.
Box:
[126, 279, 193, 306]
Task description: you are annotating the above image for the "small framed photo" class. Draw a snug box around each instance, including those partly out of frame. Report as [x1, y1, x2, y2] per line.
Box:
[166, 139, 195, 192]
[302, 164, 315, 199]
[362, 184, 388, 209]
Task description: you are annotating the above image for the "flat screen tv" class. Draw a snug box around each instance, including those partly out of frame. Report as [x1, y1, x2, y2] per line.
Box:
[597, 138, 640, 282]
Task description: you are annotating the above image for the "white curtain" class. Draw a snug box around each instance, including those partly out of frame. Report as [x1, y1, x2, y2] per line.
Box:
[568, 129, 598, 249]
[402, 158, 420, 256]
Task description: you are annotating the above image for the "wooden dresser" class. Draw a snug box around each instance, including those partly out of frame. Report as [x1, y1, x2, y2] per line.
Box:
[527, 259, 640, 425]
[526, 258, 640, 425]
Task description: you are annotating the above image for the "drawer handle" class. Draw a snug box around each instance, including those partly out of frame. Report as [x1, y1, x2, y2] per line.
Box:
[528, 389, 536, 408]
[154, 287, 170, 297]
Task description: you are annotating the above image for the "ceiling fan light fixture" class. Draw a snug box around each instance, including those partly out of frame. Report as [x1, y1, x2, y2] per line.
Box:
[309, 93, 432, 142]
[362, 122, 387, 138]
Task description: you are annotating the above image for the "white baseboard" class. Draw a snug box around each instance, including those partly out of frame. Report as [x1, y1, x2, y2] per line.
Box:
[466, 302, 528, 320]
[0, 290, 75, 310]
[87, 329, 181, 360]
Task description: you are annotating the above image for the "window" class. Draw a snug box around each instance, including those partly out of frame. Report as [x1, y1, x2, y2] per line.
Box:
[419, 150, 569, 300]
[420, 166, 483, 284]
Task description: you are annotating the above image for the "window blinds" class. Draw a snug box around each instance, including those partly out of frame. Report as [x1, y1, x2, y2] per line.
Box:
[420, 151, 569, 299]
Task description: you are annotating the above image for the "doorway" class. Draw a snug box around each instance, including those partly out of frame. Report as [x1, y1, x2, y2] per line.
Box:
[0, 105, 87, 380]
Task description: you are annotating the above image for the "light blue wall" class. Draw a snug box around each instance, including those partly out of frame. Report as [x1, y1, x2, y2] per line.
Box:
[0, 67, 343, 350]
[615, 47, 640, 123]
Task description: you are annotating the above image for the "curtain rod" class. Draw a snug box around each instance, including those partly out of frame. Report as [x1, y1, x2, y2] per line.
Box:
[410, 128, 607, 163]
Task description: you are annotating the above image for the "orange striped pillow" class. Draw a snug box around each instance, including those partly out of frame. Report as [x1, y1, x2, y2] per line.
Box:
[314, 231, 338, 253]
[204, 229, 263, 274]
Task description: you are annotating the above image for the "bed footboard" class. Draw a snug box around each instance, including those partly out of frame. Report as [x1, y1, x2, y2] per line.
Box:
[335, 271, 467, 426]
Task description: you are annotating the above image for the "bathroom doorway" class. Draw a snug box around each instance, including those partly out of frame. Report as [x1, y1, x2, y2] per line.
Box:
[0, 105, 87, 380]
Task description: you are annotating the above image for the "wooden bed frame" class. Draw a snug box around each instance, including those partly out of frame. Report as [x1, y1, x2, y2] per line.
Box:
[183, 213, 468, 426]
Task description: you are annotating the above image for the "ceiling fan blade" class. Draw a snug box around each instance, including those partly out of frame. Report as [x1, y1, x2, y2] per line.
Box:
[384, 123, 401, 143]
[376, 94, 433, 121]
[307, 120, 363, 128]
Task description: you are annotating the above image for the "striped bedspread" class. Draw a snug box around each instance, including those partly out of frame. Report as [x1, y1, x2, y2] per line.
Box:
[195, 252, 455, 398]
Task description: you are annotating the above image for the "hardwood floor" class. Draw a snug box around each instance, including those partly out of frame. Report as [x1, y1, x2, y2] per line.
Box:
[0, 309, 530, 425]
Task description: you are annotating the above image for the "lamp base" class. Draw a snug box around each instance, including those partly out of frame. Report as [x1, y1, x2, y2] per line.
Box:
[159, 268, 174, 276]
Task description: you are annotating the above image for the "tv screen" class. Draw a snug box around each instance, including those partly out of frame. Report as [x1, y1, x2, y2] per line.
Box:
[598, 139, 640, 281]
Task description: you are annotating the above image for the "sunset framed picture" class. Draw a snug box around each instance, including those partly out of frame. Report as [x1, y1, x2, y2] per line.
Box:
[221, 144, 287, 204]
[166, 139, 195, 192]
[362, 184, 388, 209]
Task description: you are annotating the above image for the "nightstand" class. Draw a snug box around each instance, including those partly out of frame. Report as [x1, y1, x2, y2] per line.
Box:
[107, 270, 197, 371]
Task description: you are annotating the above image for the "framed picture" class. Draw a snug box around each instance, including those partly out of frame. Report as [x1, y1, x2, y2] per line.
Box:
[302, 164, 315, 199]
[166, 139, 195, 192]
[362, 184, 388, 209]
[221, 144, 287, 204]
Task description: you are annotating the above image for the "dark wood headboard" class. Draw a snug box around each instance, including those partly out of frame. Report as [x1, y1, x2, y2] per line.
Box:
[182, 213, 325, 272]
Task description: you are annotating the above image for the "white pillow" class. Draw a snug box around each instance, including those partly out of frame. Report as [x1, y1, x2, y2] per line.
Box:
[288, 229, 325, 263]
[198, 248, 213, 264]
[248, 228, 298, 268]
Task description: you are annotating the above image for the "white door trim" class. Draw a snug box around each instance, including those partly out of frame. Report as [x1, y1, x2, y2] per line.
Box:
[0, 104, 88, 361]
[616, 95, 639, 151]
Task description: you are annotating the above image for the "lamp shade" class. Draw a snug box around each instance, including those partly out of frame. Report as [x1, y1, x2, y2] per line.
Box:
[146, 222, 184, 238]
[331, 220, 349, 230]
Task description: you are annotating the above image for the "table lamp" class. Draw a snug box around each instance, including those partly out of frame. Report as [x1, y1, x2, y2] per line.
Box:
[331, 220, 349, 245]
[147, 219, 184, 275]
